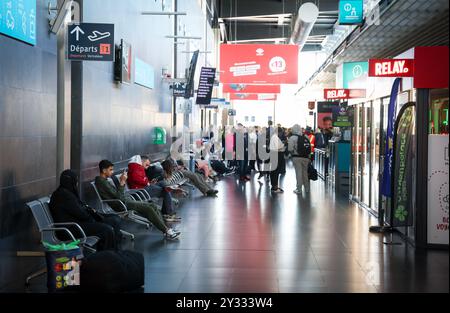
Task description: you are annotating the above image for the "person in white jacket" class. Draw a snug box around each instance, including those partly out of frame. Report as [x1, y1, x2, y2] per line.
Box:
[269, 127, 285, 193]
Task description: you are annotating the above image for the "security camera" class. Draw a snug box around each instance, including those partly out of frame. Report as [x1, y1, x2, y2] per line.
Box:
[49, 0, 73, 34]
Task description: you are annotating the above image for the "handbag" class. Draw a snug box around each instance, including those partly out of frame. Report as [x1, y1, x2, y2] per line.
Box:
[43, 240, 83, 292]
[308, 163, 318, 181]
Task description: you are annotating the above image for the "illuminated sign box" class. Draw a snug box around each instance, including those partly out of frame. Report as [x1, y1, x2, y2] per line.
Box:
[223, 84, 281, 94]
[339, 0, 364, 25]
[368, 59, 414, 77]
[0, 0, 36, 45]
[134, 58, 155, 89]
[220, 44, 298, 84]
[324, 88, 366, 100]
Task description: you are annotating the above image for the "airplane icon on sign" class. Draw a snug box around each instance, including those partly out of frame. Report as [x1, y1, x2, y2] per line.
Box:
[88, 30, 111, 42]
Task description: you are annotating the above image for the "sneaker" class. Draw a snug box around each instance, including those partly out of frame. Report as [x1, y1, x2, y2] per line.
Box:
[271, 188, 283, 194]
[293, 189, 302, 194]
[165, 228, 181, 240]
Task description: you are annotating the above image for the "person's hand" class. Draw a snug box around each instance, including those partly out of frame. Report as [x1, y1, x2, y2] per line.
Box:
[119, 171, 127, 186]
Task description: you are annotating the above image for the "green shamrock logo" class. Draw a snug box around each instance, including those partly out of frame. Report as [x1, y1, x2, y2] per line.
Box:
[395, 205, 408, 222]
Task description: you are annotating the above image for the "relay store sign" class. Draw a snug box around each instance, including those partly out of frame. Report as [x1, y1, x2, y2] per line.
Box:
[369, 59, 414, 77]
[220, 44, 298, 84]
[223, 84, 281, 94]
[68, 23, 115, 61]
[324, 88, 366, 100]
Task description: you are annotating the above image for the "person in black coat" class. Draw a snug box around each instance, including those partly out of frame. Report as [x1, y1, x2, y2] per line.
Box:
[49, 170, 122, 251]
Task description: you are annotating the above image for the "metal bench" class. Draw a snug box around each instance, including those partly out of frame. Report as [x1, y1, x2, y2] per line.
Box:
[90, 182, 151, 236]
[24, 197, 99, 285]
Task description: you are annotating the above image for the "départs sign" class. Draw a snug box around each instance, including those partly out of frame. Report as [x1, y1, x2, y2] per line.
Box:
[220, 44, 298, 84]
[368, 59, 414, 77]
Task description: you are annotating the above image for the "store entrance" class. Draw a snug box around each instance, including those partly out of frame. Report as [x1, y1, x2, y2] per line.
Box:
[350, 91, 416, 217]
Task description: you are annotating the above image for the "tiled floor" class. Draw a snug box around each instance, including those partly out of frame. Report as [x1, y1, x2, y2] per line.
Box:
[5, 161, 449, 293]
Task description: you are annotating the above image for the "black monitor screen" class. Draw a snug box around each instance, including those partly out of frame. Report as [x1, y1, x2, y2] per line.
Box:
[184, 50, 199, 98]
[114, 39, 132, 84]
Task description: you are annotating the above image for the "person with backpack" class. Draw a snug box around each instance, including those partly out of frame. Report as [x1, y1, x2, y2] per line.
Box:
[288, 124, 312, 194]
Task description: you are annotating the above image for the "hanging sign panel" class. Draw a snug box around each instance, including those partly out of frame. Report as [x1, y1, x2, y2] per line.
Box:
[0, 0, 36, 45]
[196, 67, 216, 105]
[324, 88, 366, 100]
[339, 0, 364, 25]
[368, 59, 414, 77]
[220, 44, 299, 84]
[222, 84, 281, 94]
[229, 93, 278, 101]
[68, 23, 115, 61]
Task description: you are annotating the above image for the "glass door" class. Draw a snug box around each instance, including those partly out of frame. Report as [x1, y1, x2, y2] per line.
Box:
[360, 102, 372, 207]
[351, 104, 362, 200]
[370, 99, 382, 214]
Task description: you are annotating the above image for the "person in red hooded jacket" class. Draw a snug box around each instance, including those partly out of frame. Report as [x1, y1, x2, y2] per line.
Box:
[127, 155, 180, 222]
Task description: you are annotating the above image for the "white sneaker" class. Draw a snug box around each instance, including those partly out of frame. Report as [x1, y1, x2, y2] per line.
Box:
[165, 228, 181, 240]
[294, 189, 302, 194]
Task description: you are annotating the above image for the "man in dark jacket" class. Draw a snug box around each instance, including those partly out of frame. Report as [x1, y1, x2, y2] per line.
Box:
[49, 170, 122, 250]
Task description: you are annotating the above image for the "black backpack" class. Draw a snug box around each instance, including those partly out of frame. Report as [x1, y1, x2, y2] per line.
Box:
[295, 134, 311, 158]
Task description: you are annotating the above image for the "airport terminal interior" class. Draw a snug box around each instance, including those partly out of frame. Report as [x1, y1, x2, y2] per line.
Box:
[0, 0, 449, 294]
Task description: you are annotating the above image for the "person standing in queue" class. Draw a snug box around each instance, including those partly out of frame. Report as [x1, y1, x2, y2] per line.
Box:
[288, 124, 312, 194]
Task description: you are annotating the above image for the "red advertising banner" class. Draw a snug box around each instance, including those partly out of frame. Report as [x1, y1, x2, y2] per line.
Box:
[324, 89, 366, 100]
[368, 59, 414, 77]
[220, 44, 299, 84]
[222, 84, 281, 94]
[229, 93, 278, 101]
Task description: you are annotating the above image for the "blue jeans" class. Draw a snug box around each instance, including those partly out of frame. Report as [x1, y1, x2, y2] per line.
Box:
[145, 182, 174, 215]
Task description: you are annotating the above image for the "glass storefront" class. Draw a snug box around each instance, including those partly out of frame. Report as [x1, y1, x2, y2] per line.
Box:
[350, 90, 416, 218]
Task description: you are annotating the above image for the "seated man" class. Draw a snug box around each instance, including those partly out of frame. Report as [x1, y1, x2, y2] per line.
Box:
[162, 158, 218, 197]
[95, 160, 181, 240]
[127, 155, 180, 222]
[50, 170, 122, 251]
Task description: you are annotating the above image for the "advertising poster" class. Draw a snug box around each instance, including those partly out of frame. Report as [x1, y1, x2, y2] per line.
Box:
[220, 44, 298, 84]
[332, 106, 352, 127]
[317, 101, 339, 129]
[427, 135, 449, 245]
[392, 104, 415, 227]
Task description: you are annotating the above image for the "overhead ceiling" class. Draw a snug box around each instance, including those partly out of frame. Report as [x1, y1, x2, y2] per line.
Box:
[297, 0, 449, 94]
[215, 0, 340, 51]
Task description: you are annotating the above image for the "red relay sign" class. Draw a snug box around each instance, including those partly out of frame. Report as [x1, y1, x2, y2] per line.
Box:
[368, 59, 414, 77]
[324, 89, 349, 100]
[220, 44, 299, 84]
[324, 89, 366, 100]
